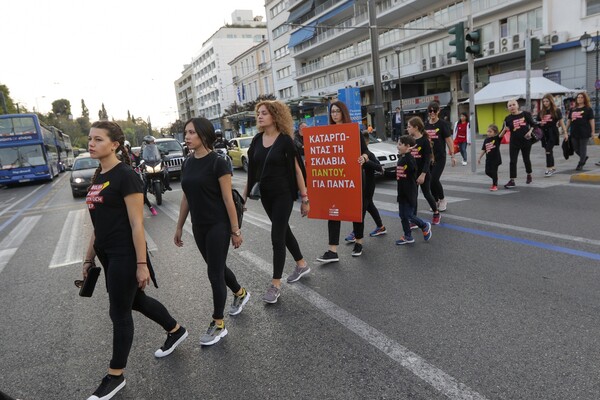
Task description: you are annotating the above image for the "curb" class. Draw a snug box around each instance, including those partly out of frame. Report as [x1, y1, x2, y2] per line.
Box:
[570, 171, 600, 184]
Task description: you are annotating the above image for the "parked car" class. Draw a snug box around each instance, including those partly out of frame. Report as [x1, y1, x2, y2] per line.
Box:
[228, 136, 253, 172]
[154, 138, 186, 179]
[366, 134, 398, 176]
[70, 155, 100, 197]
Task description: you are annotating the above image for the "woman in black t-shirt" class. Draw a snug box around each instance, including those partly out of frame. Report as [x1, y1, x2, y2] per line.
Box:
[244, 100, 310, 304]
[175, 117, 248, 346]
[424, 101, 456, 212]
[566, 92, 596, 170]
[500, 99, 537, 188]
[83, 121, 186, 400]
[537, 94, 568, 176]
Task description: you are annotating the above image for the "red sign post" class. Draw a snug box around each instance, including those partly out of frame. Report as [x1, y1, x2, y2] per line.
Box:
[303, 123, 363, 222]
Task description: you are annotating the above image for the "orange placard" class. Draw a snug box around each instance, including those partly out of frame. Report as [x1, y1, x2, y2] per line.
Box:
[304, 123, 362, 222]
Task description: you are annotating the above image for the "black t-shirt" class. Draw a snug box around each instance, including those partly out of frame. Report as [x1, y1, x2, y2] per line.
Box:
[410, 135, 432, 176]
[482, 135, 502, 166]
[396, 153, 418, 207]
[568, 106, 594, 139]
[181, 152, 231, 226]
[86, 162, 142, 250]
[424, 119, 451, 160]
[252, 135, 291, 196]
[503, 112, 536, 143]
[537, 110, 562, 138]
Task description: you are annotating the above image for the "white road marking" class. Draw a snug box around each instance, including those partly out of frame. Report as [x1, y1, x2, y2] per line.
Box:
[49, 210, 86, 268]
[238, 250, 488, 400]
[0, 216, 42, 274]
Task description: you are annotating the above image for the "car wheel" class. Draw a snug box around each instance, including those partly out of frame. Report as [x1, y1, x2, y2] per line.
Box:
[72, 190, 79, 198]
[242, 157, 248, 172]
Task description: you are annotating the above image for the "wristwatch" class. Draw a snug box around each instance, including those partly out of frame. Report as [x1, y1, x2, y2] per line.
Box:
[231, 230, 242, 236]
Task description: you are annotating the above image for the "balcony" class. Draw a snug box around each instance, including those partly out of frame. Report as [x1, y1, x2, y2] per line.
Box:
[258, 62, 268, 71]
[232, 76, 239, 84]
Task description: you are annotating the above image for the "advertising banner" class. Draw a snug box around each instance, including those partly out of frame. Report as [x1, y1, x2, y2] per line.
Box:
[303, 122, 362, 222]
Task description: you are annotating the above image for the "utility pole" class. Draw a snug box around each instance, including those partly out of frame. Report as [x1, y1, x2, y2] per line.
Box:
[525, 29, 532, 111]
[467, 12, 478, 173]
[367, 0, 385, 141]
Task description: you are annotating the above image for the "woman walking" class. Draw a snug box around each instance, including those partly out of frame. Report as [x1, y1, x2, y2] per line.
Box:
[500, 99, 537, 188]
[537, 94, 568, 176]
[174, 117, 249, 346]
[83, 121, 187, 400]
[407, 116, 442, 225]
[244, 100, 310, 304]
[425, 101, 456, 212]
[316, 100, 369, 262]
[452, 112, 471, 166]
[566, 92, 596, 171]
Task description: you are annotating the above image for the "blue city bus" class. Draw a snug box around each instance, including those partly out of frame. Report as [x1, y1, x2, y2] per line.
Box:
[0, 114, 60, 184]
[50, 126, 74, 171]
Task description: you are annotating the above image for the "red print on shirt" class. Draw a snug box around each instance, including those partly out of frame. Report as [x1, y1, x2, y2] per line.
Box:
[86, 182, 109, 209]
[426, 128, 439, 140]
[485, 141, 496, 153]
[571, 110, 584, 121]
[396, 164, 408, 179]
[410, 146, 422, 159]
[511, 117, 526, 132]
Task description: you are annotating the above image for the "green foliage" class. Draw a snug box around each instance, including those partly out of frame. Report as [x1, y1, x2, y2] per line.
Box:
[81, 99, 89, 118]
[0, 84, 21, 114]
[98, 103, 108, 120]
[52, 99, 71, 117]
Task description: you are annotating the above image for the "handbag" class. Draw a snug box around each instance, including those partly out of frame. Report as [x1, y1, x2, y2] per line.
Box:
[248, 136, 276, 200]
[531, 127, 543, 141]
[78, 265, 101, 297]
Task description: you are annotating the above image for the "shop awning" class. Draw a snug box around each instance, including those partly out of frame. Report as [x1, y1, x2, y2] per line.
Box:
[317, 0, 354, 24]
[287, 0, 314, 23]
[288, 21, 318, 48]
[474, 76, 574, 105]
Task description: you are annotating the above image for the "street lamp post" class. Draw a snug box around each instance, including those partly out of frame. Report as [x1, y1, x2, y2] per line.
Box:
[580, 31, 600, 132]
[394, 46, 404, 135]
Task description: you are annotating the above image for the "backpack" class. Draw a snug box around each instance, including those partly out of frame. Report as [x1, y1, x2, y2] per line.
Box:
[182, 154, 244, 228]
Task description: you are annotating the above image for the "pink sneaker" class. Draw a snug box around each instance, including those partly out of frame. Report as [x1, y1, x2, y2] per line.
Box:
[150, 207, 158, 216]
[490, 185, 498, 191]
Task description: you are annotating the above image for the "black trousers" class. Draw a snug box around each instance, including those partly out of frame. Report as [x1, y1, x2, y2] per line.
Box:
[571, 136, 589, 165]
[416, 172, 438, 213]
[98, 248, 177, 369]
[485, 162, 499, 186]
[430, 157, 446, 201]
[193, 222, 241, 320]
[261, 191, 304, 279]
[509, 140, 532, 178]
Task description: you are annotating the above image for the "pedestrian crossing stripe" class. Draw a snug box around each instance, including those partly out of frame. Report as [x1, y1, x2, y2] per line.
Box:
[0, 215, 42, 274]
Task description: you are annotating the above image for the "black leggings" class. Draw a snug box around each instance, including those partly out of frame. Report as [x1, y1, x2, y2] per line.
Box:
[571, 137, 588, 165]
[261, 191, 304, 279]
[99, 248, 177, 370]
[193, 222, 241, 320]
[544, 133, 558, 168]
[328, 213, 365, 244]
[430, 157, 446, 201]
[366, 198, 383, 227]
[417, 172, 438, 213]
[509, 141, 532, 178]
[485, 163, 499, 186]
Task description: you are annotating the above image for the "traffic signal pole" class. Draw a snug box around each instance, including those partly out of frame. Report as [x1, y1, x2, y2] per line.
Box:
[525, 29, 532, 111]
[467, 14, 478, 173]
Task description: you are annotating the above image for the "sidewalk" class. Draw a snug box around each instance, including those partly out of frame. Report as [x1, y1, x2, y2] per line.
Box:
[386, 137, 600, 185]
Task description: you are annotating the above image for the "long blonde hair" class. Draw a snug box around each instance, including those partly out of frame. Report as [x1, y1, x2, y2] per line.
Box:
[255, 100, 294, 137]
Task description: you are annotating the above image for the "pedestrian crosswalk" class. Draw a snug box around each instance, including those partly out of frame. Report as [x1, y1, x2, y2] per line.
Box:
[0, 178, 560, 276]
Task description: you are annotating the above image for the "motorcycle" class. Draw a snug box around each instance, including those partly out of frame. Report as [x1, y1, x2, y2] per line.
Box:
[140, 145, 167, 205]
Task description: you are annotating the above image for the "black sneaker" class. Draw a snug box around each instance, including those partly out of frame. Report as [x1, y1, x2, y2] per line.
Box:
[87, 374, 126, 400]
[351, 243, 363, 257]
[316, 250, 339, 263]
[154, 326, 189, 358]
[504, 179, 515, 189]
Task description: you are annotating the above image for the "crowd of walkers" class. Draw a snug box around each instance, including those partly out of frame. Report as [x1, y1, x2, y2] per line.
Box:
[75, 92, 596, 400]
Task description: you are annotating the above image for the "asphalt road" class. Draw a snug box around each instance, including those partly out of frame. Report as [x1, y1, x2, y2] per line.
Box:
[1, 145, 600, 400]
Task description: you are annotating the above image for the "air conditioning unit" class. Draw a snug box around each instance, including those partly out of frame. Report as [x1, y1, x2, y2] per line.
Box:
[484, 40, 496, 56]
[446, 52, 453, 65]
[550, 31, 568, 44]
[430, 56, 437, 69]
[436, 55, 446, 67]
[500, 37, 510, 52]
[422, 58, 428, 71]
[512, 33, 523, 50]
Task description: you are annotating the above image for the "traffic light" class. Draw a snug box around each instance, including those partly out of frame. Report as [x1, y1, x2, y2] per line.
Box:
[531, 37, 545, 61]
[465, 29, 482, 57]
[448, 22, 466, 62]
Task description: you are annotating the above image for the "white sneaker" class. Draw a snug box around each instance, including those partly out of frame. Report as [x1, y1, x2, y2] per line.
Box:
[461, 160, 467, 166]
[438, 198, 447, 212]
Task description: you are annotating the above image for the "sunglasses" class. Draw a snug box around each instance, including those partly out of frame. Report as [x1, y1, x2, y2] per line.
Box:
[427, 109, 438, 113]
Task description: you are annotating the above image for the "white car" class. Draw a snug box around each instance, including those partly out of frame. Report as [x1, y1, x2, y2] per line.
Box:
[366, 135, 398, 176]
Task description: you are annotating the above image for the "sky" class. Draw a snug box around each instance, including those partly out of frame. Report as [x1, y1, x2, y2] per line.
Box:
[0, 0, 265, 129]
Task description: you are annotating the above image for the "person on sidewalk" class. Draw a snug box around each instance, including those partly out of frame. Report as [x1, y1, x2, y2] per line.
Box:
[392, 106, 403, 142]
[537, 94, 568, 177]
[244, 101, 310, 304]
[316, 100, 369, 263]
[83, 121, 187, 400]
[566, 92, 596, 171]
[395, 134, 432, 245]
[175, 117, 249, 346]
[425, 101, 456, 212]
[407, 116, 442, 225]
[477, 124, 505, 191]
[452, 112, 471, 166]
[500, 99, 537, 188]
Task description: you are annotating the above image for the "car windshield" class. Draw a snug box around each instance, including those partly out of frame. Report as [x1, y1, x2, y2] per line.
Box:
[73, 157, 100, 171]
[156, 140, 182, 153]
[237, 138, 252, 149]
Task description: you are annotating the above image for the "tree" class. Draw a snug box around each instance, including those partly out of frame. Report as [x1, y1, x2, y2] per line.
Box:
[0, 84, 20, 114]
[81, 99, 89, 118]
[52, 99, 71, 117]
[98, 103, 108, 120]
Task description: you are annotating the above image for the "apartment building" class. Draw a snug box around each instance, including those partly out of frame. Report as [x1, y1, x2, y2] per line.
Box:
[229, 40, 274, 106]
[173, 10, 267, 129]
[284, 0, 597, 128]
[266, 0, 298, 101]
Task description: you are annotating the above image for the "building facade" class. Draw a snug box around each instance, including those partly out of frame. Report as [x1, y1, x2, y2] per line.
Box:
[266, 0, 298, 101]
[173, 10, 267, 128]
